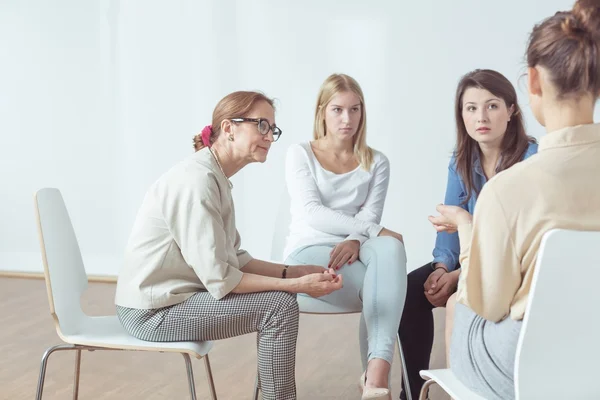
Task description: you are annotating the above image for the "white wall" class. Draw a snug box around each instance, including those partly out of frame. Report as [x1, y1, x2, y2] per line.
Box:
[0, 0, 584, 276]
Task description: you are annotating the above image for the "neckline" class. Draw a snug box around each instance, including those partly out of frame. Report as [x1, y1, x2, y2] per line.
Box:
[208, 148, 234, 189]
[307, 142, 361, 176]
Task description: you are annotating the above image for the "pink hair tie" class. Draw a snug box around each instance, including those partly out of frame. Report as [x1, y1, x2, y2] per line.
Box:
[201, 125, 213, 147]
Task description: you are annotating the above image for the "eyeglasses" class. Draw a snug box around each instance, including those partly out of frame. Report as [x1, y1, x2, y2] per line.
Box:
[230, 118, 282, 142]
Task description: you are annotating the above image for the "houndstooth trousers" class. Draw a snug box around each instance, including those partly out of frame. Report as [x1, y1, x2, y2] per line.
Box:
[117, 290, 300, 400]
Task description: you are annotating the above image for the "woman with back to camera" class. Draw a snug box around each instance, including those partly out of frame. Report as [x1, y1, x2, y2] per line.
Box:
[431, 1, 600, 398]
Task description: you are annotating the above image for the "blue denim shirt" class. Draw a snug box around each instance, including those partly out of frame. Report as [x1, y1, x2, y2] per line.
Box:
[432, 142, 539, 270]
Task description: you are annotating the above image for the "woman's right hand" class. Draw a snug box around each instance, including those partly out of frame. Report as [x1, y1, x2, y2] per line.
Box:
[428, 205, 473, 233]
[294, 269, 343, 298]
[378, 227, 404, 243]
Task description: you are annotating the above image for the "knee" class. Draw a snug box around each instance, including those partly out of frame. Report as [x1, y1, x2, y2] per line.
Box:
[259, 292, 300, 334]
[364, 236, 407, 263]
[406, 268, 425, 292]
[405, 265, 433, 300]
[273, 291, 300, 319]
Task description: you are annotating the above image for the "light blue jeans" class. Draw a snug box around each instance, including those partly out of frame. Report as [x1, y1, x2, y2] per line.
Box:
[285, 236, 407, 367]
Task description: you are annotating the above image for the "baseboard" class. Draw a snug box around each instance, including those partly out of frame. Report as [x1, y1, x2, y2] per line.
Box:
[0, 251, 122, 276]
[0, 270, 117, 283]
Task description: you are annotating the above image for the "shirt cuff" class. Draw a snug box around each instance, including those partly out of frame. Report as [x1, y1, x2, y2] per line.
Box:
[209, 267, 244, 300]
[432, 256, 454, 271]
[236, 251, 253, 268]
[367, 224, 384, 238]
[346, 233, 368, 245]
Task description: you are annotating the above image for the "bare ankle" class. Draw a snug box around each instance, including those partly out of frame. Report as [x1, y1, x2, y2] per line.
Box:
[365, 358, 390, 388]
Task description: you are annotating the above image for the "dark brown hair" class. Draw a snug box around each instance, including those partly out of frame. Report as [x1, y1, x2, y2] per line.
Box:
[527, 0, 600, 99]
[454, 69, 536, 203]
[192, 91, 275, 151]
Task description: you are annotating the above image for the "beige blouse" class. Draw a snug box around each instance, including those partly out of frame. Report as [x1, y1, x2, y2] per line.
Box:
[456, 123, 600, 322]
[115, 148, 252, 309]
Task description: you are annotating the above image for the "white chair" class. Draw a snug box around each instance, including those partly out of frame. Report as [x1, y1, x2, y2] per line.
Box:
[33, 188, 217, 400]
[419, 229, 600, 400]
[254, 190, 413, 400]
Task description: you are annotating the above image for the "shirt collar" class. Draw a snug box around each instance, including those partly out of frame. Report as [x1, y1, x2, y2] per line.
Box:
[539, 123, 600, 151]
[472, 149, 502, 178]
[472, 151, 484, 177]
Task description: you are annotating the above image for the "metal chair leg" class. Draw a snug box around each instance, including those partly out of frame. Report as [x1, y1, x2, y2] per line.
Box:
[203, 355, 217, 400]
[419, 379, 436, 400]
[397, 333, 413, 400]
[252, 373, 260, 400]
[36, 344, 78, 400]
[182, 353, 197, 400]
[73, 349, 81, 399]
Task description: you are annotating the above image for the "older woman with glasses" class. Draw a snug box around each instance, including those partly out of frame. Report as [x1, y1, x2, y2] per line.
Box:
[115, 90, 343, 400]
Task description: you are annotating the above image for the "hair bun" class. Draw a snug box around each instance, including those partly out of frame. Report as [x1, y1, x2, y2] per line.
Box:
[573, 0, 600, 38]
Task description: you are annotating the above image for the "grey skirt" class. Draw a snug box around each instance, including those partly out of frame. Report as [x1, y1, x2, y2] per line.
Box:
[450, 303, 522, 400]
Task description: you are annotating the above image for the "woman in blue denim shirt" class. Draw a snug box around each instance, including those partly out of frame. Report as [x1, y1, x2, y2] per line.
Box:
[398, 69, 538, 400]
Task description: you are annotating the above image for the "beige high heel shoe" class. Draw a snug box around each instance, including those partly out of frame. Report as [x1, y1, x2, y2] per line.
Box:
[358, 371, 391, 400]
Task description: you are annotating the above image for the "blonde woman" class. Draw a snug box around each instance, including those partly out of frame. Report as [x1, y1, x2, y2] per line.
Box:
[284, 74, 407, 399]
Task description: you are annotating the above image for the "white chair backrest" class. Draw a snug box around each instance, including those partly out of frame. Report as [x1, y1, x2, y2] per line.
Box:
[34, 188, 88, 335]
[270, 188, 292, 262]
[515, 229, 600, 400]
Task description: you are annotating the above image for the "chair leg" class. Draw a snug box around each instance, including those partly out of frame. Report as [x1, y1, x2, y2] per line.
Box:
[419, 379, 436, 400]
[203, 355, 217, 400]
[35, 344, 78, 400]
[397, 333, 413, 400]
[182, 353, 197, 400]
[72, 349, 82, 400]
[252, 373, 260, 400]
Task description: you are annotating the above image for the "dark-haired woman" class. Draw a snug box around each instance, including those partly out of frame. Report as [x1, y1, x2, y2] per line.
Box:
[398, 69, 537, 400]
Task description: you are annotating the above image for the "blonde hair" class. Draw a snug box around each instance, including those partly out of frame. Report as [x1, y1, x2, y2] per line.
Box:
[313, 73, 374, 170]
[193, 91, 275, 151]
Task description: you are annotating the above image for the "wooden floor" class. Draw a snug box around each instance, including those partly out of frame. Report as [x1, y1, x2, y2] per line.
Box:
[0, 278, 449, 399]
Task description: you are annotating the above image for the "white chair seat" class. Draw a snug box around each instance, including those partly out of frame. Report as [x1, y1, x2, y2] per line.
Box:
[58, 315, 213, 357]
[297, 294, 361, 314]
[419, 369, 486, 400]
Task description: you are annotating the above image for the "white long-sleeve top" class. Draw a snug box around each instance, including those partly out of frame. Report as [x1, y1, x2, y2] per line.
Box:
[283, 142, 390, 259]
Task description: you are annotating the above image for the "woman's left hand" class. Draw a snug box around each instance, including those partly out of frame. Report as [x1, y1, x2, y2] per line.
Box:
[428, 204, 473, 233]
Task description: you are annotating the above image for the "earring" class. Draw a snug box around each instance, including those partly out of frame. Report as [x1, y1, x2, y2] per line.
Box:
[228, 135, 234, 142]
